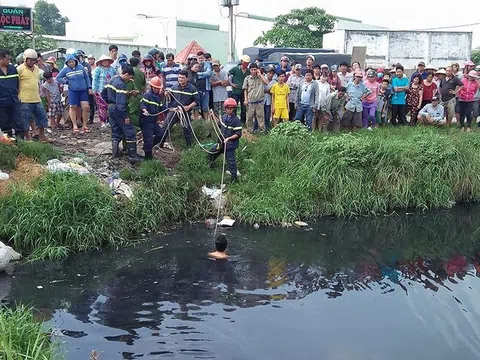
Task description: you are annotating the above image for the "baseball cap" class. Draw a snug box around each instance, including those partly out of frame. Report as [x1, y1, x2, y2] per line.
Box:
[306, 54, 315, 62]
[418, 61, 425, 66]
[294, 64, 302, 70]
[281, 56, 289, 61]
[431, 96, 439, 101]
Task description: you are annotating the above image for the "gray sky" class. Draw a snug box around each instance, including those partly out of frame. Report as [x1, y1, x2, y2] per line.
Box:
[6, 0, 480, 47]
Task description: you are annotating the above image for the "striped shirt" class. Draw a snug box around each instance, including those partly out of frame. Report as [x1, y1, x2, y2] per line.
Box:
[162, 63, 181, 88]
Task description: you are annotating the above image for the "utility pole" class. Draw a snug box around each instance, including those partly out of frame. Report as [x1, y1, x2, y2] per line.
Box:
[220, 0, 239, 62]
[228, 4, 234, 62]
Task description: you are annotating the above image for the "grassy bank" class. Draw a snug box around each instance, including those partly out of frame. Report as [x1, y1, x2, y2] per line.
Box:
[1, 124, 480, 260]
[0, 305, 57, 359]
[179, 125, 480, 224]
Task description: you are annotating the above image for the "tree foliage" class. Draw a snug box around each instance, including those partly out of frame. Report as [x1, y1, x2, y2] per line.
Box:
[33, 0, 69, 36]
[0, 26, 56, 59]
[472, 48, 480, 66]
[254, 7, 336, 48]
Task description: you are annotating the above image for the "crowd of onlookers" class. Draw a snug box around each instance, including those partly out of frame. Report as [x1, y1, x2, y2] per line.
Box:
[1, 46, 480, 149]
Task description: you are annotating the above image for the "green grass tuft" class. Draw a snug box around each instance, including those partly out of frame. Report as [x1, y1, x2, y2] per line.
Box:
[0, 304, 59, 359]
[0, 144, 19, 170]
[0, 173, 125, 259]
[138, 160, 167, 182]
[16, 142, 61, 165]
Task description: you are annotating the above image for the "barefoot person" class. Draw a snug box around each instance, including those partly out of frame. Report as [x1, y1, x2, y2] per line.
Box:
[208, 234, 229, 260]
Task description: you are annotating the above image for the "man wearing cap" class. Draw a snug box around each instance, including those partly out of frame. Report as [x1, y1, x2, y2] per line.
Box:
[417, 96, 445, 126]
[275, 56, 292, 77]
[243, 63, 269, 133]
[439, 66, 463, 126]
[411, 61, 428, 81]
[229, 55, 250, 123]
[211, 60, 229, 118]
[287, 64, 304, 120]
[17, 49, 50, 141]
[342, 70, 371, 130]
[458, 61, 476, 81]
[301, 55, 315, 76]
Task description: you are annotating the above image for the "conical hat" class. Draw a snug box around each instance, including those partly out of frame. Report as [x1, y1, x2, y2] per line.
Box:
[96, 54, 114, 65]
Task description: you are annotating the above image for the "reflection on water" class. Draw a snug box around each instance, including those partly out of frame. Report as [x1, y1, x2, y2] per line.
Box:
[4, 205, 480, 359]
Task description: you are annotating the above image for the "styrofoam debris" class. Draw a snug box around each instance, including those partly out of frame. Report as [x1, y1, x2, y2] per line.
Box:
[46, 159, 90, 175]
[294, 221, 308, 227]
[0, 171, 9, 181]
[219, 218, 235, 227]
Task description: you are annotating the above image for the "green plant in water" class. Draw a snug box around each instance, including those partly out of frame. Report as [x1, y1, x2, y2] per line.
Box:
[0, 304, 59, 360]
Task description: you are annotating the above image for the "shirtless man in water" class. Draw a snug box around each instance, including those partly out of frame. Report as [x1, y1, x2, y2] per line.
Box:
[208, 234, 228, 260]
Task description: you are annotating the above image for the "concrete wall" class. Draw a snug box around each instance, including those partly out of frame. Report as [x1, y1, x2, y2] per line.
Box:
[176, 26, 228, 65]
[45, 36, 161, 59]
[343, 30, 472, 69]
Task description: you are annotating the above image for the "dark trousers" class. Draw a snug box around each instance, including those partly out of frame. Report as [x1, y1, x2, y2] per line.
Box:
[231, 93, 246, 123]
[458, 101, 474, 128]
[88, 94, 95, 122]
[109, 105, 136, 142]
[0, 103, 21, 136]
[140, 116, 165, 152]
[289, 102, 296, 121]
[162, 110, 192, 147]
[391, 104, 407, 126]
[211, 144, 238, 178]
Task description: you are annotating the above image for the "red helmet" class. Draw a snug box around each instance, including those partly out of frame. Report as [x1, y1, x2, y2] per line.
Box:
[149, 76, 162, 89]
[223, 98, 237, 108]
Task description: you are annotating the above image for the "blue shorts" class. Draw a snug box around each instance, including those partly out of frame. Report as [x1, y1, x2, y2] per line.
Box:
[198, 90, 210, 112]
[69, 89, 89, 106]
[20, 102, 48, 129]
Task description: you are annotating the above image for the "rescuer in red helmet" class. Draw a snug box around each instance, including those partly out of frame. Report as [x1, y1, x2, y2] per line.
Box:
[208, 97, 242, 182]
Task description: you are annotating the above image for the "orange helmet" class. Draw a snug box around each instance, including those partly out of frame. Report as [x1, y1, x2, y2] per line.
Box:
[149, 76, 162, 89]
[223, 98, 237, 108]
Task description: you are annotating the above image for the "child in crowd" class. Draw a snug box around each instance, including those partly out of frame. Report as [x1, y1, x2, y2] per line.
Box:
[42, 72, 63, 129]
[270, 71, 290, 126]
[376, 79, 392, 126]
[313, 74, 330, 130]
[208, 234, 229, 260]
[139, 76, 165, 160]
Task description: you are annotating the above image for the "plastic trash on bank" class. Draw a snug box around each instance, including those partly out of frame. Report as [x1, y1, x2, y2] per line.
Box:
[201, 185, 226, 209]
[0, 171, 9, 181]
[107, 176, 133, 199]
[46, 159, 90, 175]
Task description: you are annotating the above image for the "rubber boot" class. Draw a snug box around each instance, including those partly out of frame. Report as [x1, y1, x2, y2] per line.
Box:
[112, 140, 120, 158]
[144, 150, 153, 160]
[127, 142, 144, 164]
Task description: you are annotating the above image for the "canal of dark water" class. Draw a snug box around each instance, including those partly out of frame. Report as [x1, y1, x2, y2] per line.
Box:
[3, 205, 480, 359]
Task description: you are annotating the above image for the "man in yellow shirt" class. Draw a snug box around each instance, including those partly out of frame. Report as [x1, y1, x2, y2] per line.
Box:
[270, 71, 290, 126]
[17, 49, 49, 142]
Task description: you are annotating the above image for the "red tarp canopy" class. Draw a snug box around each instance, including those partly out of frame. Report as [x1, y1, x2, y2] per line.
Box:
[175, 40, 206, 64]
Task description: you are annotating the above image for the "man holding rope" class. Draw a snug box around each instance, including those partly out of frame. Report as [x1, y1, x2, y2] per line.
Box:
[162, 70, 199, 148]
